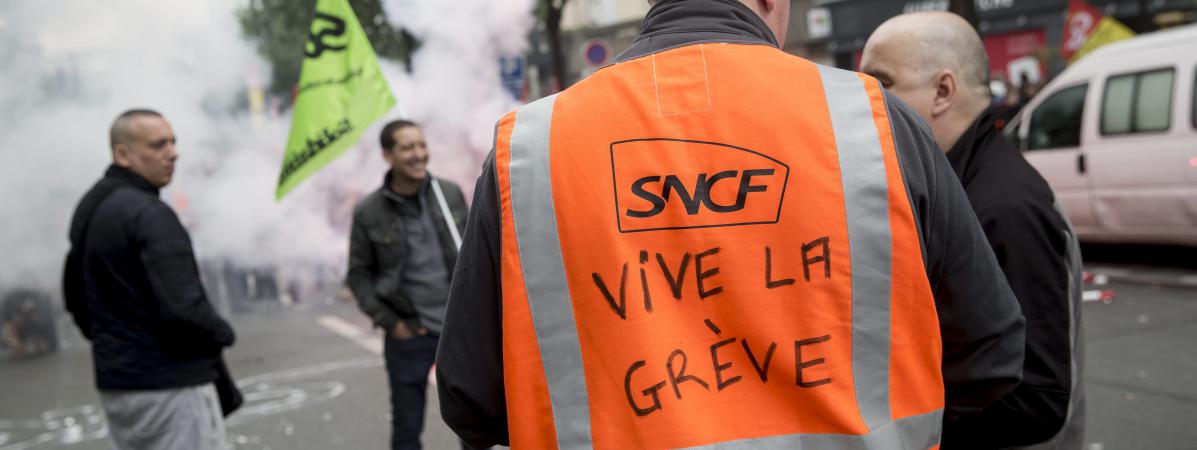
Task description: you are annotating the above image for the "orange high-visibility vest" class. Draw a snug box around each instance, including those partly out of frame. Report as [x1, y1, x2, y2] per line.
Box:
[494, 43, 943, 449]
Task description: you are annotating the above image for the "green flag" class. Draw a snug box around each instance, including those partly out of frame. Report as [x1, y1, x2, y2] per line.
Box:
[276, 0, 396, 199]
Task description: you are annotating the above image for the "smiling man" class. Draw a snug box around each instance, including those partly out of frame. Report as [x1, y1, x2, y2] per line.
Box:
[64, 109, 236, 449]
[345, 119, 470, 450]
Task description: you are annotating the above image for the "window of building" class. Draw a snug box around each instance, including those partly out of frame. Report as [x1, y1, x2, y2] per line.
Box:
[1101, 68, 1174, 135]
[1028, 84, 1088, 151]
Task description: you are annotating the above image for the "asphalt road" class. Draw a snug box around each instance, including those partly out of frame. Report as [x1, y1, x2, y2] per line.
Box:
[1079, 281, 1197, 450]
[0, 300, 462, 450]
[1, 256, 1193, 450]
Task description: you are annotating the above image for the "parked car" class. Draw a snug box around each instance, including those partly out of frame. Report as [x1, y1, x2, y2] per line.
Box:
[1007, 24, 1197, 246]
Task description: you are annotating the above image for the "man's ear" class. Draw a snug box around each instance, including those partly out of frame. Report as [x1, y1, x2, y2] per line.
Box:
[381, 147, 395, 166]
[758, 0, 778, 12]
[931, 69, 957, 118]
[112, 144, 131, 167]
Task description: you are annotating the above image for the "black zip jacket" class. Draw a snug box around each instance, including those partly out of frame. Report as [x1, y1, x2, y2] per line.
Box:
[435, 1, 1026, 447]
[940, 107, 1085, 449]
[64, 165, 235, 390]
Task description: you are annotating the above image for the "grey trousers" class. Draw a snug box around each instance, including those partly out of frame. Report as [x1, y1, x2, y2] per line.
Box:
[100, 383, 227, 450]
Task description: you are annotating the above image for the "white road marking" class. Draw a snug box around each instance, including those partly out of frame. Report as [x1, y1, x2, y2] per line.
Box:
[0, 357, 385, 449]
[317, 315, 383, 355]
[235, 356, 379, 387]
[314, 316, 439, 387]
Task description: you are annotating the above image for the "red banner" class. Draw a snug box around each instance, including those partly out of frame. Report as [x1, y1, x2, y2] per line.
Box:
[1061, 0, 1104, 60]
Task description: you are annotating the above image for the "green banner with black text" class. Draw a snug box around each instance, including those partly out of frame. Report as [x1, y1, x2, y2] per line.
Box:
[276, 0, 395, 199]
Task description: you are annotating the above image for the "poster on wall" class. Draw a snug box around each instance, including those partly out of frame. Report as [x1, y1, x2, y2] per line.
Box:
[1006, 56, 1043, 87]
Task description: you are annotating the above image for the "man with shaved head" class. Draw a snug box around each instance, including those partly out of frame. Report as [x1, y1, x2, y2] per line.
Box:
[861, 13, 994, 150]
[863, 12, 1084, 450]
[64, 109, 235, 449]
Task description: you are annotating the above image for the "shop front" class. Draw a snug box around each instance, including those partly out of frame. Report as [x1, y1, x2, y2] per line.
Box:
[819, 0, 1196, 84]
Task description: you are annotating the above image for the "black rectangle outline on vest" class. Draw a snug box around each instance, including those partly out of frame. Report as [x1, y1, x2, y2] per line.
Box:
[609, 138, 790, 233]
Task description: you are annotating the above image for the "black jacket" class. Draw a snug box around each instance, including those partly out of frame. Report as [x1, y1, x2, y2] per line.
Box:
[941, 107, 1085, 449]
[435, 1, 1025, 447]
[63, 165, 235, 390]
[345, 174, 468, 332]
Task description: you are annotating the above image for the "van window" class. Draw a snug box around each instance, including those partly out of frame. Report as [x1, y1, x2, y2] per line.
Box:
[1102, 76, 1134, 134]
[1101, 68, 1174, 135]
[1028, 84, 1087, 150]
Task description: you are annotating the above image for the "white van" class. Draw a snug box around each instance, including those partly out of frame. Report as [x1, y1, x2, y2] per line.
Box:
[1008, 24, 1197, 246]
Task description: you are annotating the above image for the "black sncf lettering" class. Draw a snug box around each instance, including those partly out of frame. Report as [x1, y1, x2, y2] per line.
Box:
[612, 139, 790, 233]
[626, 169, 774, 218]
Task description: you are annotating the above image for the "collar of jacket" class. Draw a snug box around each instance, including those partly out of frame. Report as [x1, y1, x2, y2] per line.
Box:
[380, 170, 431, 204]
[615, 0, 779, 64]
[104, 164, 160, 196]
[945, 105, 1003, 185]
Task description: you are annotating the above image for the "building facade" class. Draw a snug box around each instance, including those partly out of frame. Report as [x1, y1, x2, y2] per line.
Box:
[535, 0, 1197, 94]
[815, 0, 1197, 83]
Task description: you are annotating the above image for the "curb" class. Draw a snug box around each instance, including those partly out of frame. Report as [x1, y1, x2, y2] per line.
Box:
[1088, 267, 1197, 290]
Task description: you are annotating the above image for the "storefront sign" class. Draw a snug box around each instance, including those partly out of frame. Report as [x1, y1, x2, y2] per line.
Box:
[982, 29, 1047, 82]
[807, 7, 832, 39]
[902, 0, 1017, 14]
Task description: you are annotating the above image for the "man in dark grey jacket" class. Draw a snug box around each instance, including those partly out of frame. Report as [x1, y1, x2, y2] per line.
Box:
[64, 109, 234, 449]
[345, 119, 468, 450]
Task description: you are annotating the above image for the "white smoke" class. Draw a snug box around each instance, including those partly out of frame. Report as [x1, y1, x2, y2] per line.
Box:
[0, 0, 533, 295]
[0, 0, 305, 292]
[379, 0, 534, 190]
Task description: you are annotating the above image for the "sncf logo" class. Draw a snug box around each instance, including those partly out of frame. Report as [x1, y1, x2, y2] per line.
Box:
[611, 139, 789, 233]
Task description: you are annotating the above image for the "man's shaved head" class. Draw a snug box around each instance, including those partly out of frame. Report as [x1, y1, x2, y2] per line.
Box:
[110, 109, 164, 149]
[868, 12, 990, 95]
[861, 12, 993, 151]
[108, 109, 177, 188]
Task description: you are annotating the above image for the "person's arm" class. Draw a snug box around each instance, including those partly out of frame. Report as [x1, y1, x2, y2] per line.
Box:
[885, 92, 1026, 418]
[941, 197, 1073, 448]
[436, 151, 509, 448]
[346, 210, 402, 332]
[137, 203, 234, 353]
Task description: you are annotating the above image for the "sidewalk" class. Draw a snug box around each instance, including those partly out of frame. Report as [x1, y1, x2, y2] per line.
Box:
[1087, 265, 1197, 290]
[1081, 243, 1197, 290]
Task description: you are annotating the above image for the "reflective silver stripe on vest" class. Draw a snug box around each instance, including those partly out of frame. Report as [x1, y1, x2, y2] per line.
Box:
[688, 408, 943, 450]
[507, 93, 594, 449]
[818, 65, 893, 432]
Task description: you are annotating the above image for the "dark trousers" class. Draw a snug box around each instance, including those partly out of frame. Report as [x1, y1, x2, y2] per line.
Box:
[384, 334, 482, 450]
[384, 334, 438, 450]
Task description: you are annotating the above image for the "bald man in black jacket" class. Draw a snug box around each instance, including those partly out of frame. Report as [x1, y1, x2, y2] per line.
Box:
[64, 109, 235, 449]
[862, 12, 1085, 450]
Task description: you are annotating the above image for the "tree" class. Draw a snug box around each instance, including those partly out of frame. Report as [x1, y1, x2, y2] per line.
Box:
[537, 0, 569, 91]
[238, 0, 416, 101]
